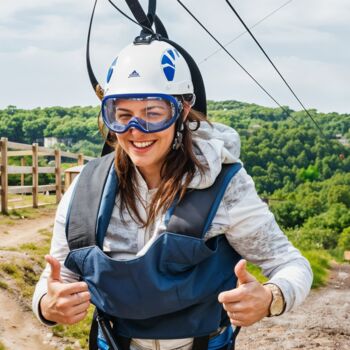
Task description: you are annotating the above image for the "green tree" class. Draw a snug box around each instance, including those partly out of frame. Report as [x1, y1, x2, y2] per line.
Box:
[338, 227, 350, 250]
[327, 185, 350, 207]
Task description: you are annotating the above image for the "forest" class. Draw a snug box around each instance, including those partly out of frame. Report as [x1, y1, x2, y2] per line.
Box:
[1, 101, 350, 266]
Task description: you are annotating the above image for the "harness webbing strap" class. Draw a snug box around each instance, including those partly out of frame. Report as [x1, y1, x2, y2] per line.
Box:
[89, 309, 99, 350]
[154, 15, 168, 38]
[192, 335, 209, 350]
[125, 0, 153, 33]
[87, 0, 103, 100]
[167, 163, 242, 238]
[66, 153, 115, 250]
[230, 326, 241, 350]
[147, 0, 157, 26]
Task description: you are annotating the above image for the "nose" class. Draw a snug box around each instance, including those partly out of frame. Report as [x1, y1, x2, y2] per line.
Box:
[128, 126, 144, 136]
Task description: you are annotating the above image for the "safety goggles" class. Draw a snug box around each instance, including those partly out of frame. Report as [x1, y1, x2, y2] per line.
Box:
[101, 94, 183, 134]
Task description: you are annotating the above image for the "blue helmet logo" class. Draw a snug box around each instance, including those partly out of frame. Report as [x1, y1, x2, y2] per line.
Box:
[161, 49, 180, 81]
[106, 57, 118, 83]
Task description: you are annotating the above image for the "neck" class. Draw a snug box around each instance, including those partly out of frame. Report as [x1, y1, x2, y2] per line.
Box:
[137, 166, 161, 190]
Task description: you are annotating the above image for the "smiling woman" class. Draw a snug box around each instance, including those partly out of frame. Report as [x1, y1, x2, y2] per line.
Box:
[32, 31, 312, 350]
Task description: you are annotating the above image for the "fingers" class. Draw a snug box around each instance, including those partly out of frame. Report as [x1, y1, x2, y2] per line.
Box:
[218, 287, 244, 304]
[228, 314, 244, 327]
[50, 292, 91, 323]
[72, 291, 91, 306]
[221, 300, 246, 313]
[55, 307, 90, 325]
[223, 304, 255, 327]
[61, 282, 89, 296]
[71, 300, 91, 315]
[55, 290, 91, 310]
[45, 255, 62, 282]
[65, 310, 89, 325]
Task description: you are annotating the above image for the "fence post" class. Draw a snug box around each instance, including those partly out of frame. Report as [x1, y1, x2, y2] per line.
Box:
[78, 153, 84, 166]
[55, 149, 62, 203]
[32, 143, 39, 208]
[21, 157, 25, 187]
[1, 138, 8, 214]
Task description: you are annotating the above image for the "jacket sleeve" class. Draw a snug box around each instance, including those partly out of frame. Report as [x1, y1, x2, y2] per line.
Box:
[218, 166, 313, 312]
[32, 174, 81, 325]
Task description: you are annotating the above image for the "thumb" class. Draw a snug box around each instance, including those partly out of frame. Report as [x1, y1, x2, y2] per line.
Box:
[45, 255, 62, 282]
[235, 259, 256, 285]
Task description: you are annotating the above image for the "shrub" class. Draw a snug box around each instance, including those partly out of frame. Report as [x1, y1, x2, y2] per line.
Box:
[338, 227, 350, 250]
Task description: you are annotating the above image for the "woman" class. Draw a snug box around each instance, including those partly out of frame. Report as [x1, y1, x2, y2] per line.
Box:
[33, 39, 312, 350]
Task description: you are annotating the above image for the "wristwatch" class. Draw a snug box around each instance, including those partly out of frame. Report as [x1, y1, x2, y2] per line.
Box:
[264, 283, 286, 317]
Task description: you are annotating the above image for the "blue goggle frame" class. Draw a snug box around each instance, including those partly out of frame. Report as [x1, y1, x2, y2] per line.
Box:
[101, 93, 183, 134]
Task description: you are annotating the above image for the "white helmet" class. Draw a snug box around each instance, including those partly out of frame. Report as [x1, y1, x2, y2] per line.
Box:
[104, 40, 194, 97]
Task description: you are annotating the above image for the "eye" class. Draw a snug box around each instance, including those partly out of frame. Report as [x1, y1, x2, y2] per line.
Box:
[116, 113, 132, 122]
[147, 112, 161, 117]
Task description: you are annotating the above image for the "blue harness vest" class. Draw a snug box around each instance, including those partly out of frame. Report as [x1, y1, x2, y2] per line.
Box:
[64, 153, 242, 348]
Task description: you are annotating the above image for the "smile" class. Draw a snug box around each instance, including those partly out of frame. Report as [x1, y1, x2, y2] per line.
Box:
[131, 141, 156, 149]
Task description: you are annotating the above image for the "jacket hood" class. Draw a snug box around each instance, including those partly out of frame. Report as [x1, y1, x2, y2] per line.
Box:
[189, 122, 241, 189]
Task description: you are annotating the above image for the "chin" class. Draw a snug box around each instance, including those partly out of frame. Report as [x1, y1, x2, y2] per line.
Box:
[130, 156, 153, 168]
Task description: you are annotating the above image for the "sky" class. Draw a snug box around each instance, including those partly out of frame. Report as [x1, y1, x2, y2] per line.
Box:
[0, 0, 349, 114]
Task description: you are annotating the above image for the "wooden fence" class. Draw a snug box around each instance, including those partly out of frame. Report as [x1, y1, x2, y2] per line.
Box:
[0, 137, 95, 214]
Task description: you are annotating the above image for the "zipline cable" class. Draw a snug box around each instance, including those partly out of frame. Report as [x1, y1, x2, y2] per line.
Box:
[176, 0, 299, 123]
[225, 0, 327, 138]
[107, 0, 155, 34]
[199, 0, 294, 65]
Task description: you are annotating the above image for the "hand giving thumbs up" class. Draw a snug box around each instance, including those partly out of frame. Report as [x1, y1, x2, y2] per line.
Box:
[218, 259, 272, 327]
[40, 255, 91, 325]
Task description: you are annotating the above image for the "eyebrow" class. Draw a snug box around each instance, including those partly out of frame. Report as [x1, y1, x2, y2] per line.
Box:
[116, 105, 167, 112]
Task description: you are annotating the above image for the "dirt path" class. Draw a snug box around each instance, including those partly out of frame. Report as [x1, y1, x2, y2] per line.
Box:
[0, 289, 58, 350]
[0, 210, 66, 350]
[0, 212, 55, 248]
[236, 263, 350, 349]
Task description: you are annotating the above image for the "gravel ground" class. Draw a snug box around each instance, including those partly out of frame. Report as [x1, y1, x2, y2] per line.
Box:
[236, 263, 350, 350]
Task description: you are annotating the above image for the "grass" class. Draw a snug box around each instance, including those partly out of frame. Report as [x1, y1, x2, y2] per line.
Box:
[0, 225, 53, 302]
[0, 260, 41, 299]
[0, 224, 92, 349]
[329, 247, 347, 263]
[53, 307, 95, 349]
[247, 262, 268, 283]
[302, 249, 331, 288]
[0, 280, 8, 290]
[0, 204, 57, 227]
[247, 249, 332, 289]
[7, 193, 57, 208]
[0, 340, 7, 350]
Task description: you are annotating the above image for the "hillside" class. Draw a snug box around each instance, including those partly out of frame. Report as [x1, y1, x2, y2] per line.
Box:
[1, 101, 350, 257]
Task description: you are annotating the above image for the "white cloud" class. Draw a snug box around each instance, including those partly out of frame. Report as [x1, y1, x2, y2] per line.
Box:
[0, 0, 349, 113]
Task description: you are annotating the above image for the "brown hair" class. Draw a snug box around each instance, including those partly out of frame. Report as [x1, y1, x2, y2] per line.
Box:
[99, 108, 210, 228]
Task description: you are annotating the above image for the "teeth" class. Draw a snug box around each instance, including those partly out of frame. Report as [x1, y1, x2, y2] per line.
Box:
[132, 141, 154, 148]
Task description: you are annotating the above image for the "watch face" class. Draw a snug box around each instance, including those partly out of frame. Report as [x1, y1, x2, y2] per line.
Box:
[267, 284, 285, 316]
[270, 296, 284, 316]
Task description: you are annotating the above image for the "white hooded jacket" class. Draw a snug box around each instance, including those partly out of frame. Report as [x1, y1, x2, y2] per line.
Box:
[33, 122, 312, 349]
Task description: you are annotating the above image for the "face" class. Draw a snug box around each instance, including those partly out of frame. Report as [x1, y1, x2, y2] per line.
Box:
[115, 99, 176, 178]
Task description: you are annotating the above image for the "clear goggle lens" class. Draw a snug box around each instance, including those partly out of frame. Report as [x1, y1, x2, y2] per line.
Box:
[102, 95, 183, 133]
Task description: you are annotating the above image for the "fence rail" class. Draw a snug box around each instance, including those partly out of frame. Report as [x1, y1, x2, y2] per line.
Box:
[0, 137, 95, 214]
